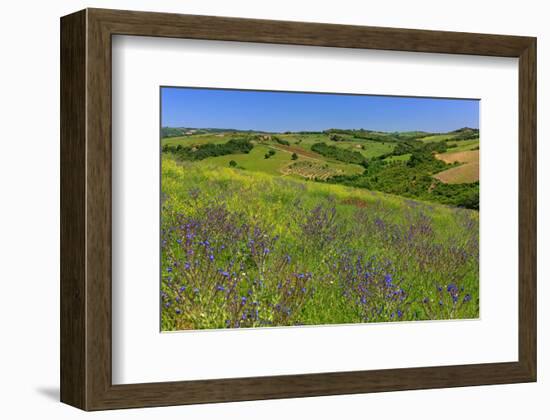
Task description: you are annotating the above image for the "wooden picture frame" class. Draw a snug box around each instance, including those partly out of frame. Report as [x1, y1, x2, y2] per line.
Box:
[60, 8, 536, 411]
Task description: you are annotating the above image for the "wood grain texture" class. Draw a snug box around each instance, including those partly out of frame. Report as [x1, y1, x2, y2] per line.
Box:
[85, 10, 114, 408]
[90, 8, 533, 56]
[60, 9, 87, 409]
[518, 40, 537, 378]
[60, 8, 537, 411]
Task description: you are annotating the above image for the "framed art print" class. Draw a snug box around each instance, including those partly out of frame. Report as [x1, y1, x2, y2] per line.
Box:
[157, 87, 480, 333]
[60, 8, 536, 410]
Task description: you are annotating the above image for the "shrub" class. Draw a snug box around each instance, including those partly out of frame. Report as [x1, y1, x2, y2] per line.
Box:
[274, 137, 290, 146]
[311, 143, 367, 167]
[163, 138, 253, 161]
[265, 149, 276, 159]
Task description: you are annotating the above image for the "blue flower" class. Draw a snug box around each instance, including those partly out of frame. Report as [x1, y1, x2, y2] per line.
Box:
[463, 294, 472, 303]
[209, 254, 214, 262]
[175, 308, 182, 314]
[241, 296, 247, 305]
[384, 274, 393, 286]
[166, 266, 173, 273]
[216, 285, 225, 292]
[184, 262, 190, 269]
[179, 286, 186, 292]
[397, 309, 403, 318]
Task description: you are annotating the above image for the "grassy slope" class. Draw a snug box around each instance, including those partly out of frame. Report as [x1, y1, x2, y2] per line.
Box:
[420, 134, 456, 142]
[161, 133, 233, 147]
[384, 153, 412, 163]
[164, 132, 396, 161]
[278, 133, 396, 158]
[331, 140, 394, 159]
[163, 131, 480, 191]
[202, 144, 364, 177]
[446, 139, 479, 152]
[161, 156, 479, 330]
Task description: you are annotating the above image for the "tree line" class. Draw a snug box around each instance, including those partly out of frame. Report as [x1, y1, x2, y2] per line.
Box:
[162, 139, 253, 161]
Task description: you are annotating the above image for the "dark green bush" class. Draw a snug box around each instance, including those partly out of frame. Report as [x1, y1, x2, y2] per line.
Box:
[311, 143, 367, 167]
[163, 138, 253, 161]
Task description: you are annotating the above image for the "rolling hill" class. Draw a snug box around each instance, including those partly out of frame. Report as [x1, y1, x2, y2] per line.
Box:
[161, 126, 480, 209]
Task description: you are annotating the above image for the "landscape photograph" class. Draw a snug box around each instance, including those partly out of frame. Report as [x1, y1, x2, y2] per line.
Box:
[160, 87, 480, 331]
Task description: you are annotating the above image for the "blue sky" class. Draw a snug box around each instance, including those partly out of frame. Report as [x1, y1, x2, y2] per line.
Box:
[161, 87, 479, 133]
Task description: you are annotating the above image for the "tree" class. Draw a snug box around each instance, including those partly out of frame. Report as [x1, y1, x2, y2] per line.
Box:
[229, 160, 237, 167]
[291, 153, 298, 160]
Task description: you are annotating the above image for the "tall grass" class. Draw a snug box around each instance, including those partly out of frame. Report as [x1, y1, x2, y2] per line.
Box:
[161, 157, 479, 331]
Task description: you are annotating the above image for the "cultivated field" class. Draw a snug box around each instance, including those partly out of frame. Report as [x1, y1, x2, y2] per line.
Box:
[436, 150, 479, 165]
[434, 149, 479, 184]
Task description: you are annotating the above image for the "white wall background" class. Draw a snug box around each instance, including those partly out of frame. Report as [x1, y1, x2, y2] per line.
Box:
[0, 0, 546, 418]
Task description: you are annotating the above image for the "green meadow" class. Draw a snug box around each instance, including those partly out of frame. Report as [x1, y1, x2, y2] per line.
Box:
[160, 127, 479, 331]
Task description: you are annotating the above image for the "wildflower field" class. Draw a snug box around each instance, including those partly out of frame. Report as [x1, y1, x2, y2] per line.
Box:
[160, 156, 479, 331]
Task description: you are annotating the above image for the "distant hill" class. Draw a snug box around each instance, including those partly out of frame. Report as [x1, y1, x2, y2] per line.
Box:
[161, 126, 479, 143]
[161, 127, 274, 138]
[161, 125, 479, 209]
[446, 127, 480, 141]
[451, 127, 479, 134]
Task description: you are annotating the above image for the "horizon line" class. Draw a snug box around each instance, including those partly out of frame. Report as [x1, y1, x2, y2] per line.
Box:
[160, 125, 479, 134]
